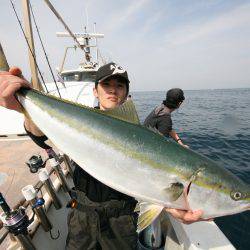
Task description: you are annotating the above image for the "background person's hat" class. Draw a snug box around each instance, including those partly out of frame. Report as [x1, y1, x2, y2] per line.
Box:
[95, 62, 130, 84]
[164, 88, 185, 109]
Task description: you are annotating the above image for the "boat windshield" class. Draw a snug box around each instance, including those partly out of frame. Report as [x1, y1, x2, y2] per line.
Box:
[61, 71, 96, 82]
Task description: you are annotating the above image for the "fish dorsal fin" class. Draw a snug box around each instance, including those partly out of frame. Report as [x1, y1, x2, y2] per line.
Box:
[98, 100, 140, 124]
[136, 201, 164, 233]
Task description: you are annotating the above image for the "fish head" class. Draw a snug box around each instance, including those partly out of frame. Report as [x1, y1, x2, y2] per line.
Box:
[183, 162, 250, 219]
[228, 184, 250, 212]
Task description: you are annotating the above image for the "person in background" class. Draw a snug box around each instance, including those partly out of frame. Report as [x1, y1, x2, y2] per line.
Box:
[144, 88, 188, 148]
[0, 66, 204, 250]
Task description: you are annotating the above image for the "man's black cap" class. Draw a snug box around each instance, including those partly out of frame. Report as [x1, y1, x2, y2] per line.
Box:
[164, 88, 185, 109]
[95, 62, 130, 84]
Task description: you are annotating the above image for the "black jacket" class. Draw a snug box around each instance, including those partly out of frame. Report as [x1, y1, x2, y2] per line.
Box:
[144, 103, 172, 136]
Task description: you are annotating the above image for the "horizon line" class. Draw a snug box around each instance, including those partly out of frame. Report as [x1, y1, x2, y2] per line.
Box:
[131, 87, 250, 92]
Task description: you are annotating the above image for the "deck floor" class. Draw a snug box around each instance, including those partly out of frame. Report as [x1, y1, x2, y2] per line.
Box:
[0, 138, 48, 207]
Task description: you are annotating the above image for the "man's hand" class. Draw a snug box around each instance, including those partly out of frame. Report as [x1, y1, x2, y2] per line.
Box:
[178, 141, 189, 148]
[165, 208, 212, 224]
[0, 67, 30, 112]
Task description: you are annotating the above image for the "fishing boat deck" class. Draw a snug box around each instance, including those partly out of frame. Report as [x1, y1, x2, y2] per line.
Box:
[0, 138, 47, 207]
[0, 138, 72, 250]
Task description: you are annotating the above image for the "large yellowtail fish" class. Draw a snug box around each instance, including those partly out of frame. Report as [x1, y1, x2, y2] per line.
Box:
[16, 88, 249, 231]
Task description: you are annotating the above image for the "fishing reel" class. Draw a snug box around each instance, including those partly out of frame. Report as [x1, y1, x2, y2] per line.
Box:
[0, 192, 36, 250]
[0, 207, 30, 236]
[26, 154, 46, 173]
[0, 192, 37, 235]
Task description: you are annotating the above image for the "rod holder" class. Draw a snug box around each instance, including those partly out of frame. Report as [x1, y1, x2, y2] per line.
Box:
[38, 169, 62, 210]
[16, 234, 36, 250]
[22, 185, 52, 232]
[49, 157, 70, 193]
[61, 153, 74, 177]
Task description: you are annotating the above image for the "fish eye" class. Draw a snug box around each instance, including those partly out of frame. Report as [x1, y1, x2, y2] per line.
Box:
[230, 191, 242, 201]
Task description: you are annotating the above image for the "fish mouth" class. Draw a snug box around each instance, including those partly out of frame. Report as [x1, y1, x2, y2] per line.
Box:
[186, 181, 192, 196]
[183, 181, 192, 210]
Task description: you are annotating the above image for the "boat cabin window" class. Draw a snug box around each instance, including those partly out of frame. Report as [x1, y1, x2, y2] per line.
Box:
[61, 71, 96, 82]
[61, 73, 78, 81]
[81, 71, 96, 81]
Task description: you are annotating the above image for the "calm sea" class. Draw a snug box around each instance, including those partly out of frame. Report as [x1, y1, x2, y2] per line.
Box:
[132, 88, 250, 250]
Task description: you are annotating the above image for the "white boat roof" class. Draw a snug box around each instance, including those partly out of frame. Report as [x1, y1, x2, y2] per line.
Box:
[0, 107, 26, 137]
[0, 80, 97, 138]
[61, 68, 97, 74]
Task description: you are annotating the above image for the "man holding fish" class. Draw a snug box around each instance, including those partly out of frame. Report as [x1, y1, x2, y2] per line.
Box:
[0, 63, 223, 249]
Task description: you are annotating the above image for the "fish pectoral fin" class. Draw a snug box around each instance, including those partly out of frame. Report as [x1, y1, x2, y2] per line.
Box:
[163, 182, 184, 202]
[97, 100, 140, 124]
[137, 202, 164, 233]
[134, 202, 140, 213]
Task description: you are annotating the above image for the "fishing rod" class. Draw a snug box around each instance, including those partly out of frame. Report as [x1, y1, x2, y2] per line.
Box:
[29, 1, 62, 98]
[9, 0, 48, 92]
[43, 0, 85, 51]
[0, 44, 9, 71]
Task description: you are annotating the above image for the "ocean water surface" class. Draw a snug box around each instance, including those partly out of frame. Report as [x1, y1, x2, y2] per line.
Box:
[133, 88, 250, 250]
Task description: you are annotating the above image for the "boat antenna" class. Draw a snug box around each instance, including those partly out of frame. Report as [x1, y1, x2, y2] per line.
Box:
[84, 5, 89, 32]
[84, 26, 91, 62]
[43, 0, 85, 51]
[94, 22, 98, 63]
[9, 0, 48, 92]
[29, 2, 61, 98]
[93, 23, 105, 65]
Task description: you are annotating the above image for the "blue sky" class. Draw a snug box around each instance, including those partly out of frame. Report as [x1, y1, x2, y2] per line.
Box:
[1, 0, 250, 91]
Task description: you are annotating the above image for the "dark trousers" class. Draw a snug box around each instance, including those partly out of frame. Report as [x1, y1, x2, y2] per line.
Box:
[65, 191, 138, 250]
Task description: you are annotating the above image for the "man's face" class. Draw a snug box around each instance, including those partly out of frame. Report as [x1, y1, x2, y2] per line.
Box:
[93, 77, 127, 110]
